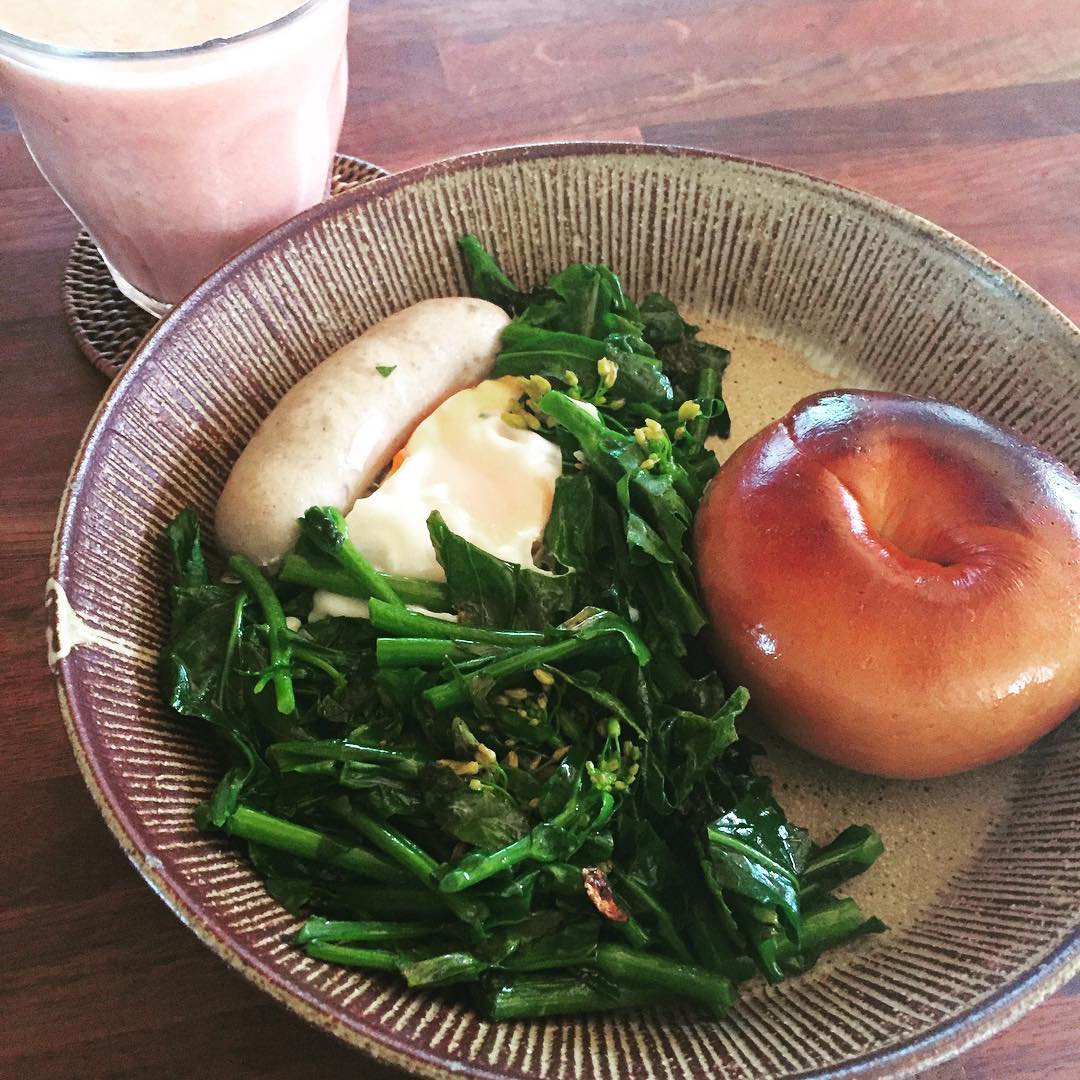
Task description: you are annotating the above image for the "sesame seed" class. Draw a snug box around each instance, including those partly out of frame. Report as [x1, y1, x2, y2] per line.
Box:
[678, 400, 703, 422]
[533, 668, 555, 686]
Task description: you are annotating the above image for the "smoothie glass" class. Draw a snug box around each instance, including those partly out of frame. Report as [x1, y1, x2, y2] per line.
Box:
[0, 0, 349, 315]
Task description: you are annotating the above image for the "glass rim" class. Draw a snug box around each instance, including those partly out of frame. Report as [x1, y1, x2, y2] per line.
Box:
[0, 0, 332, 62]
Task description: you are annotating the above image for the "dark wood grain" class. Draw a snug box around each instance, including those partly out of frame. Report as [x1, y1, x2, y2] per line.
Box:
[2, 1, 1078, 1076]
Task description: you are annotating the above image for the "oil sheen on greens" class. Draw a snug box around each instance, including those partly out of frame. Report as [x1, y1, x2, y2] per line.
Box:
[161, 237, 884, 1021]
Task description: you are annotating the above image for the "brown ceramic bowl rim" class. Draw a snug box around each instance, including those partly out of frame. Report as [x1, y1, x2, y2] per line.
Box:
[50, 141, 1080, 1079]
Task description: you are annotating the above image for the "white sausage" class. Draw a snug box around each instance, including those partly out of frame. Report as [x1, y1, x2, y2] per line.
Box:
[215, 297, 510, 567]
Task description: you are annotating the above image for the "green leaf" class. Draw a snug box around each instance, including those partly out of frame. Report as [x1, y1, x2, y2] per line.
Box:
[558, 607, 651, 667]
[664, 687, 748, 806]
[376, 365, 396, 378]
[543, 472, 596, 572]
[427, 510, 575, 630]
[501, 918, 599, 971]
[422, 764, 531, 849]
[494, 322, 608, 395]
[705, 789, 811, 936]
[458, 234, 539, 315]
[638, 292, 699, 347]
[165, 507, 209, 588]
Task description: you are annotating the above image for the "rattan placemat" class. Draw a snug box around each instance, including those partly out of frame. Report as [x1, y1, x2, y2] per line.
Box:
[63, 154, 389, 379]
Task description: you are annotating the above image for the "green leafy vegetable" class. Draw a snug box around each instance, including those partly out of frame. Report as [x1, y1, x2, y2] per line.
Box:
[159, 236, 884, 1023]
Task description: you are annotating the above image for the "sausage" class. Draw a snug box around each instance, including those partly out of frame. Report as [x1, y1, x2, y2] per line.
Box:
[214, 297, 510, 567]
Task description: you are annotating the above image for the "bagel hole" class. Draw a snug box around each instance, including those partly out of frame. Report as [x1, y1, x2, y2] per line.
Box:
[830, 466, 960, 568]
[873, 508, 957, 567]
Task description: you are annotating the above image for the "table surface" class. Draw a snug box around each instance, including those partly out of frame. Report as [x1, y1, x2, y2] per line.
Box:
[3, 1, 1079, 1076]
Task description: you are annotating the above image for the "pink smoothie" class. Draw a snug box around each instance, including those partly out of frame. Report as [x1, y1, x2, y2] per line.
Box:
[0, 1, 349, 310]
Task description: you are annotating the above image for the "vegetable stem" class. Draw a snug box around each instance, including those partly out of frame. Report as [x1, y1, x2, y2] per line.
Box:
[223, 806, 404, 883]
[298, 507, 401, 606]
[215, 591, 247, 709]
[296, 917, 452, 945]
[279, 554, 450, 611]
[332, 798, 441, 888]
[228, 554, 295, 715]
[424, 638, 590, 711]
[615, 873, 694, 963]
[476, 973, 663, 1020]
[595, 944, 736, 1016]
[368, 597, 544, 646]
[376, 637, 506, 668]
[302, 941, 402, 970]
[402, 951, 489, 988]
[291, 644, 346, 689]
[269, 740, 426, 778]
[439, 835, 533, 893]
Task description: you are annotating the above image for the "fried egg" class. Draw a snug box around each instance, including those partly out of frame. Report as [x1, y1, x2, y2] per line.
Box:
[310, 377, 562, 620]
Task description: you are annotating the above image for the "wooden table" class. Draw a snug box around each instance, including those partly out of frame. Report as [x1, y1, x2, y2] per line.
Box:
[2, 1, 1078, 1076]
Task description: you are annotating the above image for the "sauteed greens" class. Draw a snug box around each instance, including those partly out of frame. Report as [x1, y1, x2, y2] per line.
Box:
[162, 238, 883, 1019]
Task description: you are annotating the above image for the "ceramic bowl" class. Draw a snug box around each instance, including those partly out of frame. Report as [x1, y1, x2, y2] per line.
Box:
[49, 143, 1080, 1079]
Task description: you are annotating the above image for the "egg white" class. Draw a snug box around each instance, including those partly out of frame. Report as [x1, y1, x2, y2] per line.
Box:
[310, 377, 562, 621]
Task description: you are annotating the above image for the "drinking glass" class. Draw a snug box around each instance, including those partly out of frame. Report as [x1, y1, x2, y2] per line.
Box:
[0, 0, 350, 315]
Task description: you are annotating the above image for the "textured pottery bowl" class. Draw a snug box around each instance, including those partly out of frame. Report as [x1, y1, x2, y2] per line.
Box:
[49, 143, 1080, 1079]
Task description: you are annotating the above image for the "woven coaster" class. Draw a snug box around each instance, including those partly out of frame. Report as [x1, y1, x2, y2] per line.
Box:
[63, 154, 389, 379]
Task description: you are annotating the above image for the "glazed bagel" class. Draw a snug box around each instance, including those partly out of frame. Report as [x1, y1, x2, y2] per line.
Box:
[694, 390, 1080, 779]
